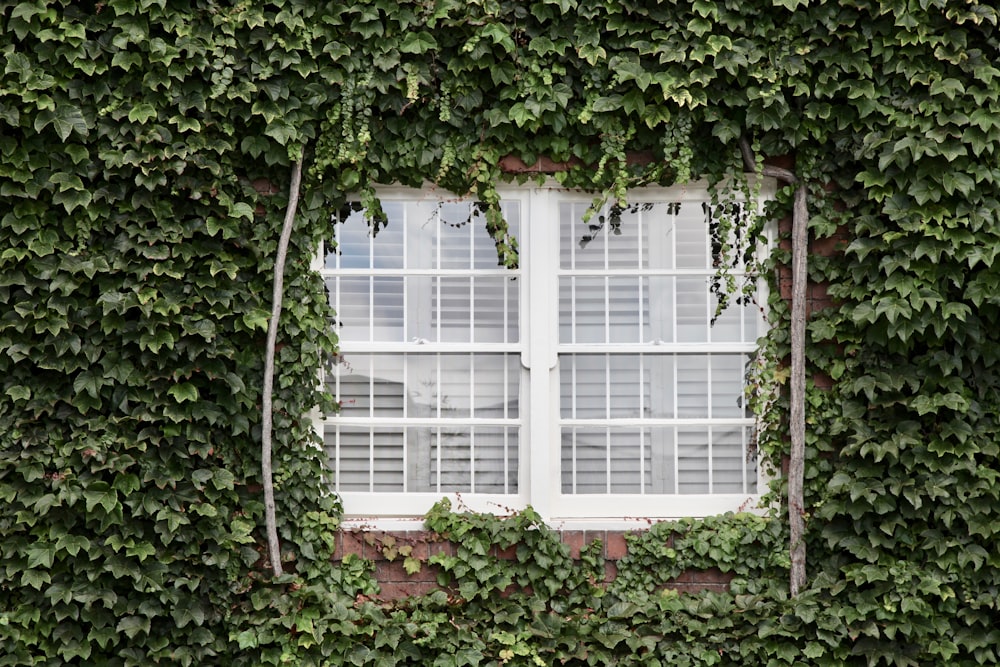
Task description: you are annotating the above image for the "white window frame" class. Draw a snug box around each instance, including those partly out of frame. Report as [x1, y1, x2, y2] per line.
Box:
[318, 180, 774, 526]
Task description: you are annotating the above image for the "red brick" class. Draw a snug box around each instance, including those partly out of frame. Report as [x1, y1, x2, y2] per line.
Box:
[812, 372, 834, 390]
[663, 582, 730, 595]
[425, 538, 454, 559]
[778, 275, 793, 301]
[495, 543, 518, 560]
[498, 154, 583, 174]
[605, 532, 630, 560]
[375, 559, 439, 583]
[338, 531, 366, 560]
[375, 560, 408, 582]
[604, 561, 618, 583]
[561, 531, 585, 560]
[251, 178, 278, 195]
[583, 531, 606, 558]
[810, 234, 846, 257]
[378, 581, 440, 601]
[672, 568, 733, 585]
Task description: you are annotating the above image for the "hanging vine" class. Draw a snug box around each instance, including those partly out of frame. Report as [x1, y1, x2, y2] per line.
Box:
[4, 0, 1000, 664]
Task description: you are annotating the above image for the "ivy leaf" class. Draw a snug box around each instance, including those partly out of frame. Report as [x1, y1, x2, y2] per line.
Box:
[128, 103, 157, 124]
[480, 24, 515, 53]
[264, 120, 296, 146]
[116, 616, 150, 640]
[167, 382, 199, 403]
[25, 544, 56, 569]
[230, 201, 255, 220]
[55, 534, 91, 557]
[34, 105, 89, 141]
[399, 32, 437, 54]
[139, 329, 175, 352]
[242, 309, 270, 331]
[20, 569, 50, 590]
[52, 188, 93, 214]
[6, 385, 31, 401]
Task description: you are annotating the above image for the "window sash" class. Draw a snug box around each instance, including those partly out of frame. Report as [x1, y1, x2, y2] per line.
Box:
[320, 183, 770, 521]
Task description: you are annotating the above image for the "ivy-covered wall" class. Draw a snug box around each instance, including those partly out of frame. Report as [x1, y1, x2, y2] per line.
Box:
[3, 0, 1000, 664]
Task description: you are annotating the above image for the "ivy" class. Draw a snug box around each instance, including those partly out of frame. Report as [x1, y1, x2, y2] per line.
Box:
[5, 0, 1000, 664]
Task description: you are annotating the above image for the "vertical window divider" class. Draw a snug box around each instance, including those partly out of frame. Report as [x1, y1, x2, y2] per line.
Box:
[368, 425, 375, 492]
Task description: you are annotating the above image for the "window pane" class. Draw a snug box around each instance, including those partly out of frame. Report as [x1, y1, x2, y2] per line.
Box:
[560, 428, 651, 494]
[676, 277, 710, 342]
[332, 353, 519, 419]
[560, 354, 647, 419]
[326, 427, 405, 492]
[677, 426, 756, 494]
[407, 426, 519, 493]
[674, 203, 709, 269]
[431, 276, 518, 344]
[711, 354, 748, 418]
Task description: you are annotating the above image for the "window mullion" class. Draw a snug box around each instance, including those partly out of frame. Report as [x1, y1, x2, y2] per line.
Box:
[526, 188, 558, 521]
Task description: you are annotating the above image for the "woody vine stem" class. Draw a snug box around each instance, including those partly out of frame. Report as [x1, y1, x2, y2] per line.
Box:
[739, 137, 808, 596]
[262, 154, 304, 578]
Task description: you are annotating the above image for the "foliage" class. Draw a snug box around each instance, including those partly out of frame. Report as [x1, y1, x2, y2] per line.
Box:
[3, 0, 1000, 665]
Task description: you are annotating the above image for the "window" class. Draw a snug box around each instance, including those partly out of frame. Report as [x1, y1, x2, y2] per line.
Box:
[319, 182, 771, 522]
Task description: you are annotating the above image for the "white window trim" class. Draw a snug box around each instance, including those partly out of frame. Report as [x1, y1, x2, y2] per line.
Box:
[317, 179, 775, 527]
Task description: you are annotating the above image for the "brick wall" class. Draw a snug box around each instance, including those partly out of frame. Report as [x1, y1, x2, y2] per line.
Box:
[333, 530, 734, 601]
[327, 155, 843, 603]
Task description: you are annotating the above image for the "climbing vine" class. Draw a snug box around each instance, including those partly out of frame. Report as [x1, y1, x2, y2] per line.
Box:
[3, 0, 1000, 665]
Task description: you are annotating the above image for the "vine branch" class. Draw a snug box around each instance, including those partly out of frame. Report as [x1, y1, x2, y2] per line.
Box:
[739, 136, 808, 596]
[262, 154, 304, 578]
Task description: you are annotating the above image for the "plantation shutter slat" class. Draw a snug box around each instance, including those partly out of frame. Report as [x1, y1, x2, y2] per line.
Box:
[558, 200, 757, 495]
[326, 201, 521, 495]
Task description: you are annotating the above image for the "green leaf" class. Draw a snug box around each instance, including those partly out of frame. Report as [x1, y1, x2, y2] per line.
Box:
[52, 188, 93, 214]
[167, 382, 199, 403]
[128, 103, 157, 124]
[480, 24, 515, 53]
[6, 385, 31, 401]
[212, 469, 235, 491]
[55, 534, 91, 557]
[33, 105, 89, 141]
[399, 31, 438, 54]
[403, 555, 423, 575]
[241, 309, 270, 331]
[21, 569, 50, 590]
[230, 201, 255, 220]
[117, 615, 150, 639]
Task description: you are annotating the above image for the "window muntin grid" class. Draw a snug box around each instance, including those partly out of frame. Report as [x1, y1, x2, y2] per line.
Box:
[320, 185, 767, 519]
[322, 199, 522, 499]
[556, 199, 760, 498]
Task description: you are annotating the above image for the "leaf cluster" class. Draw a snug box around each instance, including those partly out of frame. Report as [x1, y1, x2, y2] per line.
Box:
[5, 0, 1000, 664]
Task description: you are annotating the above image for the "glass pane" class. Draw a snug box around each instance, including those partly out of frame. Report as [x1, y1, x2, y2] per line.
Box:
[407, 426, 519, 493]
[326, 426, 405, 492]
[676, 355, 708, 418]
[676, 277, 710, 342]
[711, 355, 747, 418]
[711, 426, 753, 493]
[331, 354, 405, 418]
[559, 354, 675, 419]
[332, 209, 370, 269]
[559, 277, 605, 343]
[435, 276, 473, 343]
[560, 428, 652, 494]
[675, 203, 709, 269]
[473, 277, 519, 344]
[333, 353, 519, 421]
[677, 427, 709, 494]
[334, 276, 372, 342]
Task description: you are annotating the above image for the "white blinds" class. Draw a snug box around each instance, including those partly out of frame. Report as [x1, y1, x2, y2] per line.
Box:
[324, 201, 521, 495]
[557, 200, 760, 495]
[320, 186, 767, 518]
